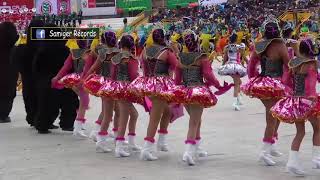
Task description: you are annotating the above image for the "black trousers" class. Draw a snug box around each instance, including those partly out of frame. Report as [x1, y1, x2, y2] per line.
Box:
[20, 73, 38, 125]
[35, 79, 79, 131]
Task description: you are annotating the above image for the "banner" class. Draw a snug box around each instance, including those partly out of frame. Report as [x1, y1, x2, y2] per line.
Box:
[57, 0, 71, 14]
[96, 0, 115, 7]
[0, 0, 34, 13]
[198, 0, 227, 6]
[36, 0, 58, 14]
[88, 0, 96, 8]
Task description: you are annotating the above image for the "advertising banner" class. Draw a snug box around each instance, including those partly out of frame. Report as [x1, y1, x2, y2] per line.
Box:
[82, 0, 116, 16]
[36, 0, 58, 14]
[58, 0, 71, 14]
[96, 0, 115, 7]
[198, 0, 227, 6]
[0, 0, 34, 13]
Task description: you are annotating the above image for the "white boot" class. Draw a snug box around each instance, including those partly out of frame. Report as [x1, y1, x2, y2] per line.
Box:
[89, 122, 101, 142]
[312, 146, 320, 169]
[183, 143, 196, 166]
[140, 141, 158, 161]
[286, 150, 305, 176]
[232, 101, 240, 111]
[128, 135, 141, 152]
[237, 96, 243, 105]
[96, 134, 112, 153]
[73, 120, 87, 139]
[270, 143, 283, 157]
[259, 142, 276, 166]
[115, 140, 130, 158]
[157, 133, 169, 152]
[196, 140, 208, 157]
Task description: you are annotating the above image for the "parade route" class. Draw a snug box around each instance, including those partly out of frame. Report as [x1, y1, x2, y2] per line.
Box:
[1, 63, 320, 180]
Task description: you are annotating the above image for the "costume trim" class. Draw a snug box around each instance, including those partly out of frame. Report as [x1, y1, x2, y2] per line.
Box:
[111, 51, 133, 65]
[288, 57, 316, 69]
[255, 38, 284, 54]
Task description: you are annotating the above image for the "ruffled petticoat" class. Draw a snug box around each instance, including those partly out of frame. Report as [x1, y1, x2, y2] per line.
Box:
[171, 85, 218, 108]
[128, 76, 177, 103]
[83, 74, 106, 97]
[99, 80, 143, 104]
[241, 76, 286, 99]
[271, 97, 316, 124]
[311, 95, 320, 118]
[218, 63, 247, 77]
[59, 73, 81, 88]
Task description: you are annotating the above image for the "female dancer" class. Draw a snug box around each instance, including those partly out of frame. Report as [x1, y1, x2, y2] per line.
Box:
[241, 17, 290, 166]
[99, 35, 140, 157]
[218, 33, 247, 111]
[52, 39, 94, 138]
[175, 31, 230, 165]
[130, 28, 178, 161]
[83, 31, 120, 152]
[270, 38, 320, 176]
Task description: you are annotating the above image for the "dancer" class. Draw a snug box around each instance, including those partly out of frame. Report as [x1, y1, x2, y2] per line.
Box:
[130, 28, 178, 161]
[99, 35, 140, 157]
[218, 33, 247, 111]
[83, 31, 119, 152]
[175, 30, 231, 165]
[52, 39, 94, 138]
[270, 38, 320, 176]
[241, 17, 290, 166]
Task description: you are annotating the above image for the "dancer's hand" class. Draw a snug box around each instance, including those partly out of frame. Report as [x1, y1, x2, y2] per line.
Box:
[214, 81, 234, 95]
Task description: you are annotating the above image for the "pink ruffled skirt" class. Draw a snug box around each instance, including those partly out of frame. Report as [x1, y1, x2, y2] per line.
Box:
[59, 73, 81, 88]
[99, 80, 143, 104]
[171, 85, 218, 108]
[129, 76, 177, 102]
[83, 74, 106, 97]
[271, 97, 316, 124]
[241, 76, 286, 99]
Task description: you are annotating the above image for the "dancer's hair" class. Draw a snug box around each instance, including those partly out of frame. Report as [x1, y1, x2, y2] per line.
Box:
[229, 33, 238, 44]
[119, 35, 135, 51]
[264, 22, 281, 39]
[101, 31, 117, 47]
[152, 29, 166, 46]
[299, 38, 319, 57]
[184, 31, 198, 52]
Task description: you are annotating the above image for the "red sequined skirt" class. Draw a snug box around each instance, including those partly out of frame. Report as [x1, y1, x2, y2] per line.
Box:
[99, 80, 143, 104]
[83, 74, 106, 97]
[128, 76, 177, 102]
[171, 85, 218, 108]
[59, 73, 81, 88]
[271, 96, 317, 124]
[241, 76, 286, 99]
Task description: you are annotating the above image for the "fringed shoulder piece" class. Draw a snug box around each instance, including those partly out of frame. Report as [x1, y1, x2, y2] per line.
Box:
[111, 51, 133, 65]
[255, 38, 284, 54]
[70, 48, 90, 60]
[289, 57, 316, 69]
[179, 52, 207, 67]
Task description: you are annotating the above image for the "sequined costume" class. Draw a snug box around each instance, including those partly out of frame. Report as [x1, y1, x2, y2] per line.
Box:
[174, 53, 221, 107]
[218, 44, 247, 77]
[128, 45, 178, 102]
[241, 38, 288, 99]
[99, 51, 141, 103]
[270, 57, 318, 123]
[83, 45, 120, 96]
[57, 48, 94, 88]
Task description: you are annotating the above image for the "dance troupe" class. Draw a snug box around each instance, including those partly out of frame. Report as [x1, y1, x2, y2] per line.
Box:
[50, 16, 320, 176]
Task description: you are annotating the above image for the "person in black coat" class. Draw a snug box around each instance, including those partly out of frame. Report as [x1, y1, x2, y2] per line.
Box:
[11, 20, 44, 126]
[0, 22, 19, 123]
[32, 23, 79, 134]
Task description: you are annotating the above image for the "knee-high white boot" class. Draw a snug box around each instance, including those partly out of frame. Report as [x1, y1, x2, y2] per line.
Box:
[140, 139, 158, 161]
[89, 120, 101, 142]
[182, 141, 196, 166]
[115, 138, 130, 158]
[259, 142, 276, 166]
[128, 133, 141, 152]
[287, 150, 305, 176]
[195, 139, 208, 157]
[157, 132, 169, 152]
[73, 119, 87, 139]
[96, 132, 112, 153]
[312, 146, 320, 169]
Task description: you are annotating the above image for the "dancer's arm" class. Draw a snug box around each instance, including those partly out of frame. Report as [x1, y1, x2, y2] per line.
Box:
[82, 53, 95, 78]
[82, 57, 102, 81]
[247, 51, 260, 78]
[53, 54, 73, 80]
[201, 58, 221, 89]
[280, 43, 291, 85]
[305, 64, 318, 98]
[128, 58, 139, 81]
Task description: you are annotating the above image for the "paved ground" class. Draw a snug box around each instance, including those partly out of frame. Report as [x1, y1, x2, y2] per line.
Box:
[1, 62, 320, 180]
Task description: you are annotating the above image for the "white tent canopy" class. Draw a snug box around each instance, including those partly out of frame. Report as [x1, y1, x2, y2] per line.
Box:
[198, 0, 228, 6]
